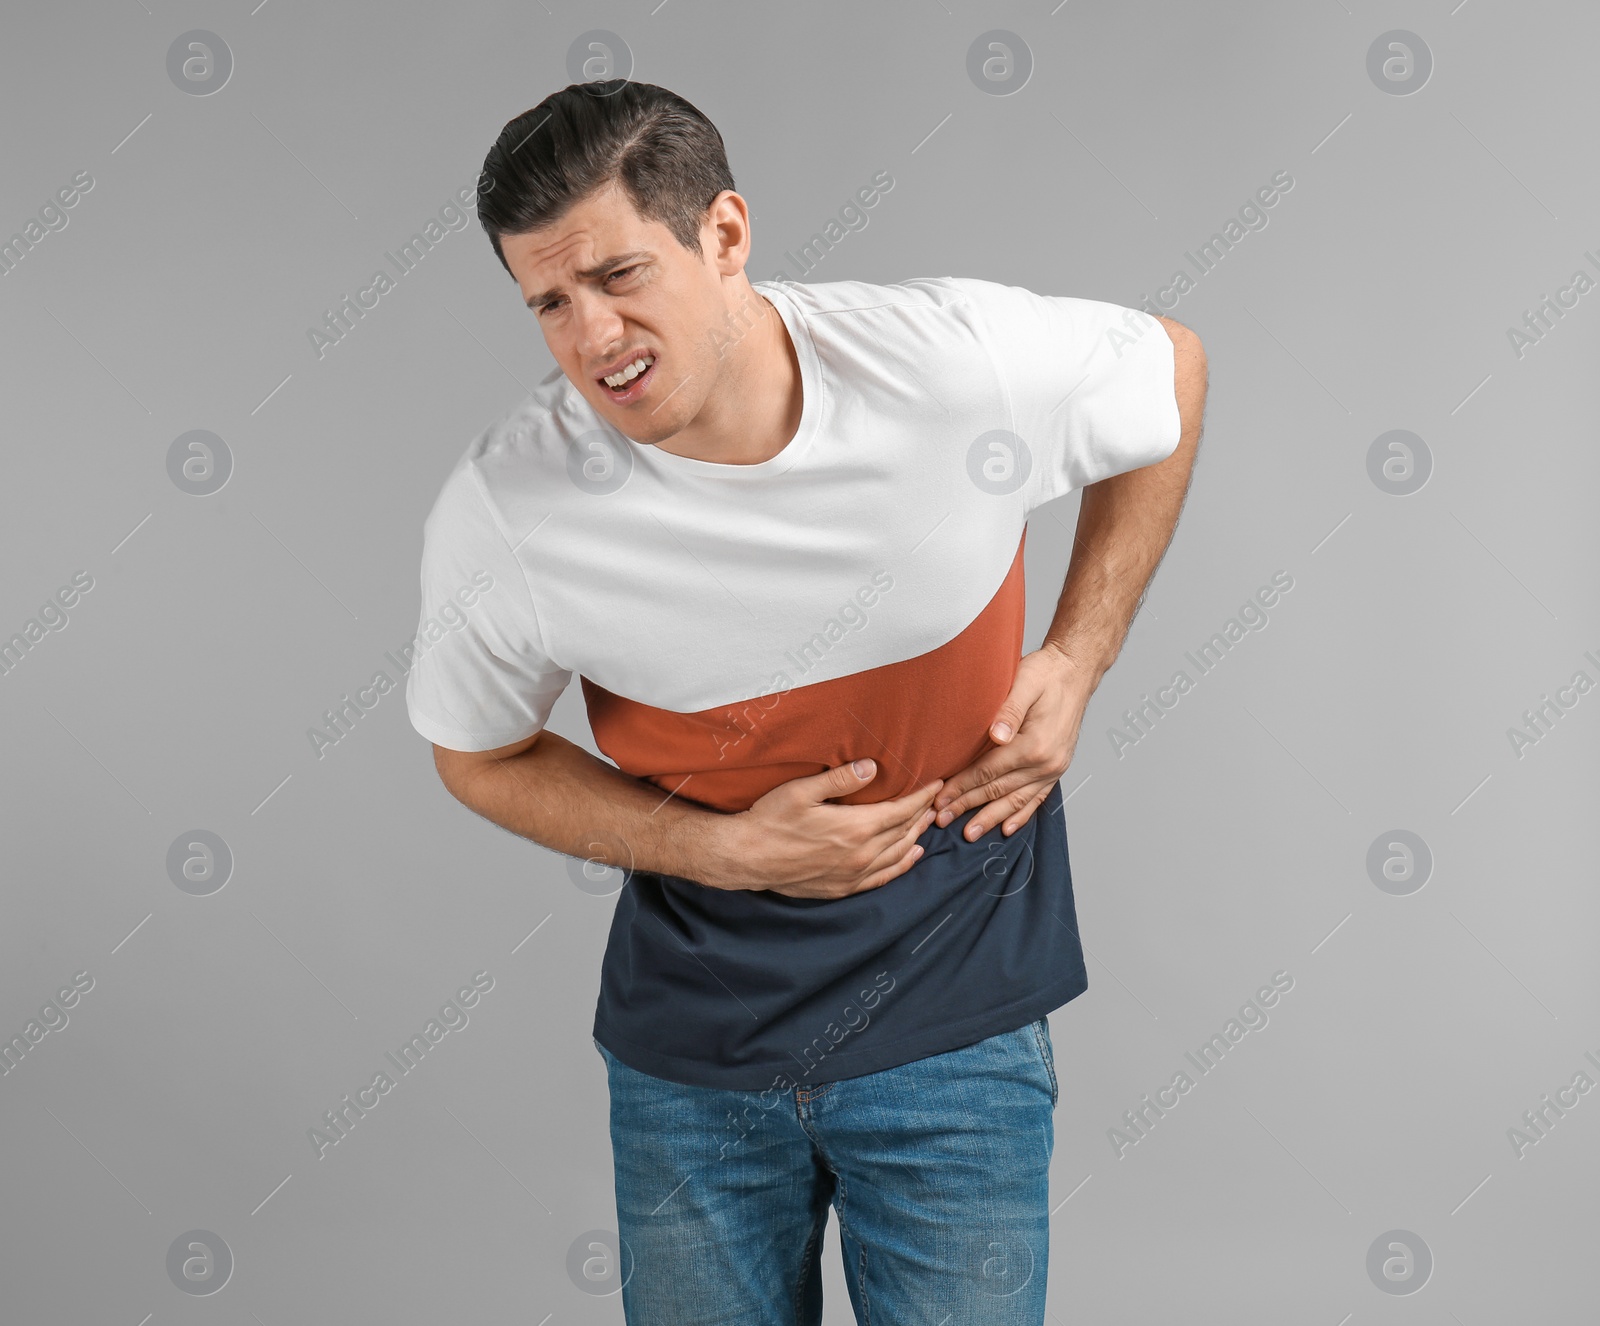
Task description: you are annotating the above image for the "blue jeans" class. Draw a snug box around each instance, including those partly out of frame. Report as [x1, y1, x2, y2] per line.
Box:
[594, 1017, 1059, 1324]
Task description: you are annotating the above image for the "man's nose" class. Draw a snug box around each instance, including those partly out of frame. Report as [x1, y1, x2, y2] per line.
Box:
[572, 294, 627, 359]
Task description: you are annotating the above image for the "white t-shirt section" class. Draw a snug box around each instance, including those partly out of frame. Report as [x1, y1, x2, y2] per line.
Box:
[954, 276, 1182, 508]
[406, 276, 1179, 753]
[405, 462, 574, 752]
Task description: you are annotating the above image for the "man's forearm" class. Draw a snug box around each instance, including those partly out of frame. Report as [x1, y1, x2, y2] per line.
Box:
[1042, 321, 1207, 685]
[447, 729, 736, 884]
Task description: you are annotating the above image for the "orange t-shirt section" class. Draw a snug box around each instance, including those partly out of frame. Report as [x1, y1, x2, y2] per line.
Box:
[581, 530, 1028, 814]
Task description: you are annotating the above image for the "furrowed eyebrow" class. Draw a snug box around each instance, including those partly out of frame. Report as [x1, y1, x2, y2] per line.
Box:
[526, 251, 652, 308]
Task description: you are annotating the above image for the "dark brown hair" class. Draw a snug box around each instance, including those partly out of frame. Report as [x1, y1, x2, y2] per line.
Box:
[478, 80, 736, 276]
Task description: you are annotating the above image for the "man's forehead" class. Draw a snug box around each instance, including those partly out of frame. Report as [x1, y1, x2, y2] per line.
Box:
[511, 210, 655, 300]
[524, 219, 607, 264]
[517, 186, 641, 265]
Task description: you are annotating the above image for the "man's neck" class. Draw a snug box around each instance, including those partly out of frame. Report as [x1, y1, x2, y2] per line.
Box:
[652, 284, 802, 467]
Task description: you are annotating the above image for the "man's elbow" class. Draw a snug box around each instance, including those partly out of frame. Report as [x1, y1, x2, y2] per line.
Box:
[432, 730, 545, 804]
[432, 744, 479, 806]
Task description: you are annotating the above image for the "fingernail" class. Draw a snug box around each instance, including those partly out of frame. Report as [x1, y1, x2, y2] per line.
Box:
[992, 722, 1013, 741]
[911, 846, 924, 860]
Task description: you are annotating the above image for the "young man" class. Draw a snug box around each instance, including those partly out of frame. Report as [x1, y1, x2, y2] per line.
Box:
[407, 80, 1205, 1325]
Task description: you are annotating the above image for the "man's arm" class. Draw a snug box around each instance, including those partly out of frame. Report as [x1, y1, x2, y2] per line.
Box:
[1040, 316, 1207, 681]
[932, 316, 1207, 837]
[433, 729, 727, 881]
[433, 728, 943, 899]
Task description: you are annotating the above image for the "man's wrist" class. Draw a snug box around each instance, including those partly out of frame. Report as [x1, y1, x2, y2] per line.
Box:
[1040, 636, 1115, 689]
[667, 803, 747, 891]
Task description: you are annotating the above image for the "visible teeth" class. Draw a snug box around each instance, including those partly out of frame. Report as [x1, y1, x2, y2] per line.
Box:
[604, 355, 654, 388]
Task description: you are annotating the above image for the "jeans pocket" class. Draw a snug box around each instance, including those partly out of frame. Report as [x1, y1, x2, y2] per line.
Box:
[1030, 1017, 1059, 1108]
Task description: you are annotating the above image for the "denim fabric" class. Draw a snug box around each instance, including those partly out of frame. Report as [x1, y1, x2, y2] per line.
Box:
[595, 1016, 1059, 1324]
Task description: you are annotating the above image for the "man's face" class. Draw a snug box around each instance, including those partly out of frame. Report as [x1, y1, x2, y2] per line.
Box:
[501, 181, 744, 446]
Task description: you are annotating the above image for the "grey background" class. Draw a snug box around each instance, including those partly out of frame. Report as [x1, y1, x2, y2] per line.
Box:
[2, 1, 1596, 1322]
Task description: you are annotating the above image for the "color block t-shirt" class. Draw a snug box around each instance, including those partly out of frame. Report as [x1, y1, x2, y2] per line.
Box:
[406, 275, 1181, 1090]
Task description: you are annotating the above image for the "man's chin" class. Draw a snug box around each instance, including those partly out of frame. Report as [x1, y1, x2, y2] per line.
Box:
[583, 384, 684, 447]
[607, 422, 674, 449]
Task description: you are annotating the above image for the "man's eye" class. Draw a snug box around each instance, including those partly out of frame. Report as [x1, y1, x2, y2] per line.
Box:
[538, 266, 640, 313]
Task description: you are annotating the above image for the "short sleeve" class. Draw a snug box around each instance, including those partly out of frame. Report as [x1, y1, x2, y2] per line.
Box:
[949, 277, 1182, 510]
[404, 460, 571, 752]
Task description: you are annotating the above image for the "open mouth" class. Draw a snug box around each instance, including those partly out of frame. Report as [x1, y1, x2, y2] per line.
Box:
[598, 354, 657, 403]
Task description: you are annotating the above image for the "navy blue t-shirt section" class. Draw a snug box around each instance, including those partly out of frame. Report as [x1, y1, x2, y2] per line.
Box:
[592, 780, 1089, 1090]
